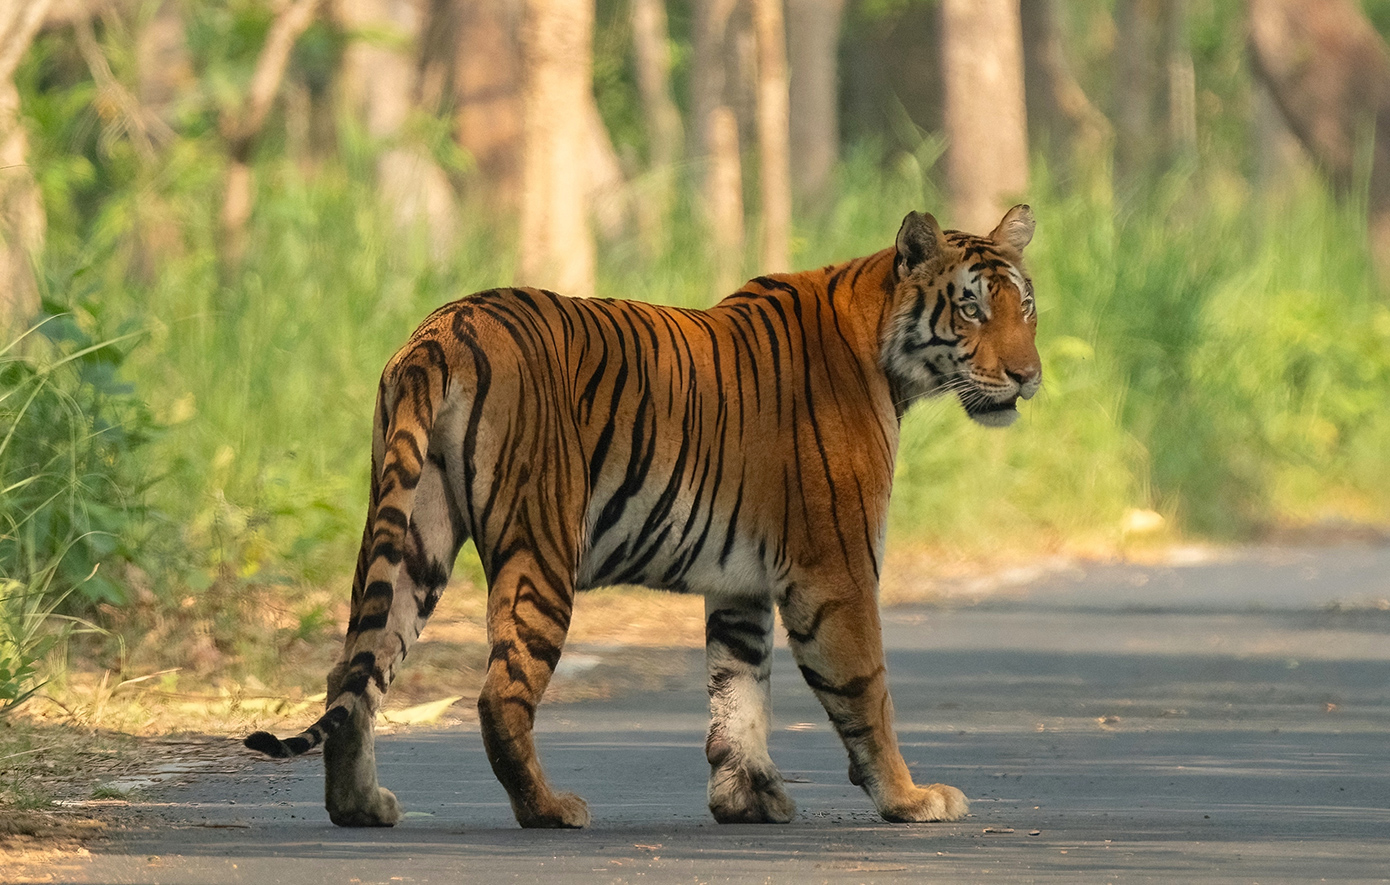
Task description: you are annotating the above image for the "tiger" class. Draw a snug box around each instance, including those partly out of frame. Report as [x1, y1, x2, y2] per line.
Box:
[245, 205, 1041, 829]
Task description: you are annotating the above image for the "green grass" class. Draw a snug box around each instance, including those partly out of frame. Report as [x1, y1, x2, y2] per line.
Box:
[19, 129, 1390, 657]
[885, 162, 1390, 551]
[1, 319, 149, 712]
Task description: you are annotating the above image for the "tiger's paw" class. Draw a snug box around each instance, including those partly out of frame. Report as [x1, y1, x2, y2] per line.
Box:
[514, 791, 591, 829]
[708, 761, 797, 824]
[878, 783, 969, 823]
[328, 786, 403, 827]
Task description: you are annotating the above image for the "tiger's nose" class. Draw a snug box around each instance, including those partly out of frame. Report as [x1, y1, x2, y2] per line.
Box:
[1006, 367, 1042, 399]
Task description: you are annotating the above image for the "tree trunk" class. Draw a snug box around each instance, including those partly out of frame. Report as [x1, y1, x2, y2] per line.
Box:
[786, 0, 844, 208]
[691, 0, 745, 274]
[448, 0, 525, 211]
[1112, 0, 1161, 185]
[1247, 0, 1390, 282]
[630, 0, 681, 252]
[219, 0, 324, 266]
[706, 105, 744, 295]
[940, 0, 1028, 233]
[631, 0, 681, 175]
[1020, 0, 1111, 180]
[0, 0, 54, 334]
[518, 0, 594, 297]
[690, 0, 739, 164]
[1161, 0, 1196, 161]
[337, 0, 457, 258]
[136, 0, 192, 124]
[73, 7, 175, 162]
[1251, 81, 1306, 190]
[752, 0, 790, 272]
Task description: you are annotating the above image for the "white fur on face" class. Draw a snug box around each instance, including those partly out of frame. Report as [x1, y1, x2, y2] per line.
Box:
[883, 258, 1037, 424]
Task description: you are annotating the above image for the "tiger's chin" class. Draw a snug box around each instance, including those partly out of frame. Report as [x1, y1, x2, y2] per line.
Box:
[964, 396, 1020, 428]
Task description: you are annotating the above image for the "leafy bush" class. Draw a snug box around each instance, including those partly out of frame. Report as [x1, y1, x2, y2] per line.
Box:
[0, 316, 155, 711]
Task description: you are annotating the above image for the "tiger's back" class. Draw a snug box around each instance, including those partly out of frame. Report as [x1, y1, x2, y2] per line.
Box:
[415, 262, 901, 598]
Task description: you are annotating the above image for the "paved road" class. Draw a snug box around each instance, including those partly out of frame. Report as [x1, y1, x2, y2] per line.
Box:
[40, 546, 1390, 883]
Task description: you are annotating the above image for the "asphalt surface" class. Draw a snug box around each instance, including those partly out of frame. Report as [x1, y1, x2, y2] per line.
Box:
[36, 545, 1390, 883]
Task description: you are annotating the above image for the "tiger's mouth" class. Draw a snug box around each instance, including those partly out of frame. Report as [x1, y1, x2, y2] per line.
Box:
[962, 393, 1020, 428]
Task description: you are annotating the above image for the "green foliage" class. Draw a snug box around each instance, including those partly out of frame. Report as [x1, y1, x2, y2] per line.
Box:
[0, 317, 151, 712]
[19, 131, 1390, 604]
[7, 0, 1389, 652]
[0, 317, 155, 607]
[1, 565, 75, 716]
[594, 0, 648, 163]
[1366, 0, 1390, 41]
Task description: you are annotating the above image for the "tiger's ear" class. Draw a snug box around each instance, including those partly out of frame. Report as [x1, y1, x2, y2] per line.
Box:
[990, 204, 1035, 254]
[895, 211, 946, 278]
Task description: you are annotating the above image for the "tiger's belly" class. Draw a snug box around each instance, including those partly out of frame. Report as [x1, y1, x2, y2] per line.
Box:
[575, 491, 773, 597]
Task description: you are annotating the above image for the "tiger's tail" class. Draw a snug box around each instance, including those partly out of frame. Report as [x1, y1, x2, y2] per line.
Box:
[245, 342, 450, 759]
[244, 706, 349, 758]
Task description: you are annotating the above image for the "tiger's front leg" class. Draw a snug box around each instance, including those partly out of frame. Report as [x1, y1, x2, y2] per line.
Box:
[704, 594, 796, 823]
[779, 583, 968, 823]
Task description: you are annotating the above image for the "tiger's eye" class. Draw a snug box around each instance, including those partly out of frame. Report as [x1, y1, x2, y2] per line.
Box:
[960, 302, 981, 320]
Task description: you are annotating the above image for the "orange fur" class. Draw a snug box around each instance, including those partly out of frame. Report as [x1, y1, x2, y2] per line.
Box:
[246, 206, 1041, 828]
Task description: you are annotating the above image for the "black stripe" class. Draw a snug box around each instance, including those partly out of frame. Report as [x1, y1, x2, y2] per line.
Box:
[798, 664, 883, 698]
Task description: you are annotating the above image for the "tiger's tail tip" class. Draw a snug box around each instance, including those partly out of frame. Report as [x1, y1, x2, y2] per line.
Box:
[244, 703, 349, 758]
[244, 730, 291, 758]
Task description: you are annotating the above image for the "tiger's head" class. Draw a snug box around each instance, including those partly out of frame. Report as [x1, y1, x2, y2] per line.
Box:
[882, 205, 1041, 427]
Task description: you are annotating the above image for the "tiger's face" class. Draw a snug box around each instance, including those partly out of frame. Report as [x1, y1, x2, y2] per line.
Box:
[882, 205, 1041, 427]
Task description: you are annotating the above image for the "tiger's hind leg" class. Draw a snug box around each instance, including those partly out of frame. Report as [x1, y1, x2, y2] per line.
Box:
[477, 545, 588, 828]
[324, 452, 465, 827]
[704, 594, 796, 824]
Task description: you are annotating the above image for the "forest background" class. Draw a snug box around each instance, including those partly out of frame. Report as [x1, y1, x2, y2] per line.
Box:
[1, 0, 1389, 727]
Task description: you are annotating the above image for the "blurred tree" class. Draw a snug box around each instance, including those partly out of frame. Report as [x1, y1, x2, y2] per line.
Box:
[691, 0, 758, 161]
[336, 0, 456, 258]
[691, 0, 746, 283]
[706, 104, 744, 293]
[1113, 0, 1195, 184]
[1021, 0, 1111, 186]
[70, 0, 180, 283]
[630, 0, 681, 251]
[421, 0, 623, 240]
[752, 0, 790, 271]
[941, 0, 1028, 232]
[1113, 0, 1160, 184]
[583, 85, 631, 241]
[0, 0, 53, 334]
[219, 0, 325, 266]
[422, 0, 526, 211]
[72, 5, 174, 163]
[518, 0, 595, 296]
[1250, 82, 1306, 189]
[1247, 0, 1390, 282]
[1162, 0, 1196, 162]
[840, 3, 943, 152]
[136, 0, 193, 124]
[787, 0, 844, 207]
[690, 0, 734, 164]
